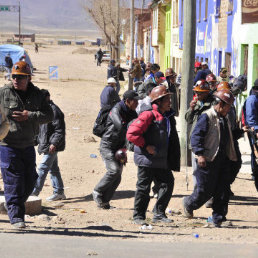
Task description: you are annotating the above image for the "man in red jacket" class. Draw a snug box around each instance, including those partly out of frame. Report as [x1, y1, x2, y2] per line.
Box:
[127, 85, 180, 224]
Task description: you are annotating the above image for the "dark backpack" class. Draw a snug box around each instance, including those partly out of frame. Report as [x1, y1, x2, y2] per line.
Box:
[93, 106, 111, 137]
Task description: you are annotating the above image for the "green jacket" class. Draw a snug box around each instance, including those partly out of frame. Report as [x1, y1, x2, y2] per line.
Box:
[185, 95, 213, 148]
[0, 82, 53, 148]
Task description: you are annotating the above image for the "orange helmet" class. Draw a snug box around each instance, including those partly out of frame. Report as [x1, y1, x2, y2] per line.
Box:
[206, 73, 216, 83]
[217, 81, 231, 91]
[214, 89, 234, 105]
[150, 85, 171, 103]
[165, 68, 177, 78]
[193, 80, 210, 92]
[12, 61, 31, 75]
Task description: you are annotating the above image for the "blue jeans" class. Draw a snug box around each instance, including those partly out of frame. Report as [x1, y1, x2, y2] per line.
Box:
[34, 152, 64, 195]
[0, 145, 38, 224]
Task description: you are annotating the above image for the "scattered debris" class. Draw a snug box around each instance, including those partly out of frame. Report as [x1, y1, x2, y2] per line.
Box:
[84, 136, 97, 143]
[87, 251, 98, 256]
[140, 224, 153, 230]
[36, 214, 51, 221]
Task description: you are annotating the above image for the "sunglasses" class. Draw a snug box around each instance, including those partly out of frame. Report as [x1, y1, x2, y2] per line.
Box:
[12, 75, 27, 80]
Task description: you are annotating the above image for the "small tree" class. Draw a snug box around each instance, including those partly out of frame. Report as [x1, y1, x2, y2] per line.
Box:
[82, 0, 122, 61]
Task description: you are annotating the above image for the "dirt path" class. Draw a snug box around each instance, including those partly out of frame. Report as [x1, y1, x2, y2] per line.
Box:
[0, 45, 257, 244]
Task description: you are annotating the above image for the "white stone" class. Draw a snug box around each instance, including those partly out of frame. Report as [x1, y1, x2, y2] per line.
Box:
[0, 195, 42, 215]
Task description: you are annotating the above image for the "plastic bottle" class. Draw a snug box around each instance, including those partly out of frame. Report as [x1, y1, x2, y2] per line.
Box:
[90, 154, 97, 158]
[193, 233, 199, 238]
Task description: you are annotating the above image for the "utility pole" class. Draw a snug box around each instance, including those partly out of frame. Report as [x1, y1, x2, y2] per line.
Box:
[179, 0, 196, 166]
[18, 1, 21, 45]
[128, 0, 135, 90]
[116, 0, 120, 62]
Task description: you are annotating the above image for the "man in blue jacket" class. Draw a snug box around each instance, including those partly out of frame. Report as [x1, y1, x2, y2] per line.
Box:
[100, 77, 120, 109]
[245, 79, 258, 191]
[32, 89, 66, 201]
[194, 62, 212, 84]
[183, 90, 237, 227]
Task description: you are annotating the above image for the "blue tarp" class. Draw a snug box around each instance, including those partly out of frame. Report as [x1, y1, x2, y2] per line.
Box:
[0, 44, 33, 68]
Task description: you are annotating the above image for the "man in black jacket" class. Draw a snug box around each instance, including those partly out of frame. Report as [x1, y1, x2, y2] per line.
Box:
[92, 90, 139, 209]
[32, 89, 66, 201]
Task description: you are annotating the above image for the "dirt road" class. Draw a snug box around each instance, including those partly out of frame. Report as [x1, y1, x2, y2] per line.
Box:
[0, 44, 257, 245]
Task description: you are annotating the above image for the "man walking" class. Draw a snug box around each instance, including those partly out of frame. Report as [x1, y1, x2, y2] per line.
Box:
[32, 89, 66, 201]
[185, 80, 213, 188]
[92, 90, 139, 209]
[183, 90, 237, 227]
[127, 85, 180, 224]
[0, 61, 53, 229]
[96, 48, 103, 66]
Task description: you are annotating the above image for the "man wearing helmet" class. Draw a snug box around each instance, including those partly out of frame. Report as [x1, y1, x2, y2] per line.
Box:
[206, 73, 217, 92]
[185, 80, 213, 187]
[127, 85, 180, 224]
[0, 61, 53, 229]
[165, 68, 180, 116]
[183, 90, 237, 227]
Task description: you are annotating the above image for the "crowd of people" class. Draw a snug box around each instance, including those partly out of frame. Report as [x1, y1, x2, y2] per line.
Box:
[0, 55, 257, 230]
[94, 57, 257, 227]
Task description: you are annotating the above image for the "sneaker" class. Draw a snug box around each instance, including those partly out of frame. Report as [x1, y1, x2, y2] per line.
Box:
[152, 216, 173, 223]
[92, 190, 104, 206]
[46, 193, 66, 202]
[133, 218, 146, 225]
[182, 197, 193, 219]
[12, 222, 26, 229]
[206, 216, 222, 228]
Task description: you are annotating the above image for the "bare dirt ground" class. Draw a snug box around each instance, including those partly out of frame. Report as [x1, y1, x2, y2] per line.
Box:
[0, 44, 257, 244]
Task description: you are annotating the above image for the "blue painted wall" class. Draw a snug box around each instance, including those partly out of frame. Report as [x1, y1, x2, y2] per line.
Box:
[178, 0, 238, 77]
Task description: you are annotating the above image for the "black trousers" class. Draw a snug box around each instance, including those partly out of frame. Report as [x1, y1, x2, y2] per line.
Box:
[133, 166, 174, 220]
[184, 153, 231, 225]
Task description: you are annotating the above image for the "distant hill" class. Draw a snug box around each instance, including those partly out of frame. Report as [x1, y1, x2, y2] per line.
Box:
[0, 0, 152, 36]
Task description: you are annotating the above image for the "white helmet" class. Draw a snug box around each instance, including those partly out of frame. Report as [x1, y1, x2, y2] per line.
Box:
[107, 77, 117, 84]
